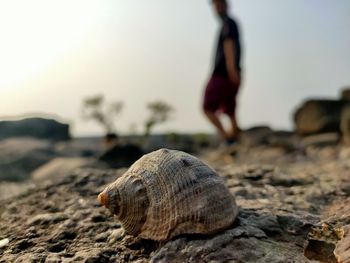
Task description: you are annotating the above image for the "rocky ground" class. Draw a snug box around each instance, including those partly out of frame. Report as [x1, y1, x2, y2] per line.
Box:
[0, 143, 349, 262]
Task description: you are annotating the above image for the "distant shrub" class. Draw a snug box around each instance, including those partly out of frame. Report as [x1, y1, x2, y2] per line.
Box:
[82, 94, 123, 135]
[193, 133, 211, 148]
[144, 101, 174, 137]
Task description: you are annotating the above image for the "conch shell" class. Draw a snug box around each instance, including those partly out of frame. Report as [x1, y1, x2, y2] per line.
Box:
[98, 148, 238, 241]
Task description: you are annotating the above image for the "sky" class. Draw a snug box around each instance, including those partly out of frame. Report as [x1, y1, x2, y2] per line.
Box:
[0, 0, 350, 136]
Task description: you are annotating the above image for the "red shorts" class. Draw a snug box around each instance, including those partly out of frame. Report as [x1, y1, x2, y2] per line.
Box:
[203, 75, 240, 115]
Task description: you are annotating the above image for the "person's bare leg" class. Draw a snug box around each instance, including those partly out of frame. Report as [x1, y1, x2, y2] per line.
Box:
[229, 113, 240, 139]
[204, 110, 228, 141]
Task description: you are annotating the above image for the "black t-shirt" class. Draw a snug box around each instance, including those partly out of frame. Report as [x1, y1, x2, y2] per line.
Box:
[213, 16, 241, 77]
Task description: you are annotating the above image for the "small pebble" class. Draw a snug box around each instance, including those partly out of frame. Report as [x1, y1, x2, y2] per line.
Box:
[0, 238, 9, 248]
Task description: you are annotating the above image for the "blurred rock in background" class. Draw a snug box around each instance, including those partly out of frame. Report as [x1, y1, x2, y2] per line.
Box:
[0, 138, 57, 182]
[294, 88, 350, 146]
[341, 87, 350, 101]
[0, 117, 70, 142]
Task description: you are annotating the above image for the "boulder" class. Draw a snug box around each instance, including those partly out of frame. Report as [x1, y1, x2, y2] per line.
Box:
[294, 99, 350, 135]
[0, 117, 70, 141]
[0, 138, 57, 181]
[341, 87, 350, 101]
[341, 106, 350, 145]
[98, 144, 143, 169]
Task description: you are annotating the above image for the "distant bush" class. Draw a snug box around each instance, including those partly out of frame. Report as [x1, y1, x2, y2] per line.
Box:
[192, 133, 211, 148]
[82, 94, 123, 135]
[144, 101, 174, 137]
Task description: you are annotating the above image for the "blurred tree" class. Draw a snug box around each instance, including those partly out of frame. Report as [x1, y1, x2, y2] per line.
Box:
[82, 94, 123, 134]
[144, 101, 174, 137]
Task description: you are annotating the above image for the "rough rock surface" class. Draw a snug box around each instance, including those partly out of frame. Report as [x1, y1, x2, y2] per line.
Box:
[305, 198, 350, 263]
[0, 144, 349, 262]
[0, 117, 70, 141]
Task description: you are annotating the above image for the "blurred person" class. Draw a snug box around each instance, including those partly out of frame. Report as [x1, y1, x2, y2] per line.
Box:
[203, 0, 242, 144]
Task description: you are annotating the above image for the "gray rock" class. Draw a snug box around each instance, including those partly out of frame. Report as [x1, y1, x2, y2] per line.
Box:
[0, 117, 70, 141]
[0, 238, 9, 248]
[108, 229, 125, 244]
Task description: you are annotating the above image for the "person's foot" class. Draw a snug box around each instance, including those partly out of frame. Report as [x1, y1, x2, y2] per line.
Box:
[229, 128, 241, 139]
[225, 136, 237, 146]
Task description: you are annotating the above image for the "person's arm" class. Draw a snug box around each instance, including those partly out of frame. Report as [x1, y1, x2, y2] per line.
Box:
[224, 39, 240, 86]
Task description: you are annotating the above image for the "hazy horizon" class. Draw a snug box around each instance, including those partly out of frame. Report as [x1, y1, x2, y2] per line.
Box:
[1, 0, 350, 136]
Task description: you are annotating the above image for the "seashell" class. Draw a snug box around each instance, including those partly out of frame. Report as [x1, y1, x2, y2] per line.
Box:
[98, 148, 238, 241]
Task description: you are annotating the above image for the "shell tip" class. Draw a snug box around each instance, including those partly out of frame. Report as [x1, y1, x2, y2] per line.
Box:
[98, 192, 108, 207]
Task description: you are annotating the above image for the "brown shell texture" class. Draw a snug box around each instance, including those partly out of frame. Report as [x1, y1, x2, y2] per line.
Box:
[98, 148, 238, 241]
